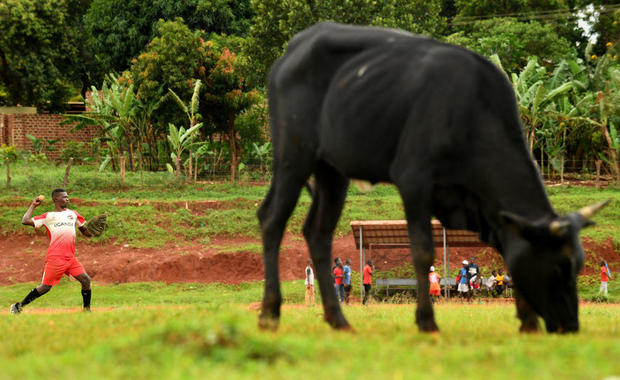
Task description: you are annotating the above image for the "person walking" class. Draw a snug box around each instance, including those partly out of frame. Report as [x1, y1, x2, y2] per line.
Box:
[343, 258, 352, 304]
[304, 258, 315, 306]
[429, 266, 441, 302]
[10, 189, 94, 314]
[599, 260, 611, 296]
[362, 259, 374, 305]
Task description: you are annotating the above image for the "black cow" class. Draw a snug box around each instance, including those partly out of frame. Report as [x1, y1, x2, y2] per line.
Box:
[257, 22, 609, 333]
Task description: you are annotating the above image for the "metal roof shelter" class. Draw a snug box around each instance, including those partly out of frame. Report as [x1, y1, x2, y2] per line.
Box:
[350, 220, 489, 298]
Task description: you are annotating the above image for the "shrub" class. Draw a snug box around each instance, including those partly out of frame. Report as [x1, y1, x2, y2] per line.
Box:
[61, 140, 92, 163]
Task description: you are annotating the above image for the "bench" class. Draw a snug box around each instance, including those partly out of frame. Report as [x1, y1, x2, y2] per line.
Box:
[351, 219, 493, 299]
[375, 278, 457, 297]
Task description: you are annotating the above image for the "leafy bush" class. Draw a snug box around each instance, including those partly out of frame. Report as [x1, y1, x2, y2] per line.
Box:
[61, 140, 93, 163]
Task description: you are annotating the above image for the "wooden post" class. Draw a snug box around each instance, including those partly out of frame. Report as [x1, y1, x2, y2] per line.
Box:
[595, 160, 602, 190]
[194, 154, 198, 183]
[120, 156, 126, 184]
[5, 158, 10, 188]
[188, 150, 193, 183]
[359, 226, 364, 300]
[63, 157, 73, 187]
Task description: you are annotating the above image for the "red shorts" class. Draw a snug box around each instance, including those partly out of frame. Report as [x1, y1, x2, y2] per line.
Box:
[430, 289, 441, 296]
[42, 257, 85, 286]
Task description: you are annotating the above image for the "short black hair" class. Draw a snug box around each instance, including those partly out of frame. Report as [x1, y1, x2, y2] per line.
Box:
[52, 188, 66, 198]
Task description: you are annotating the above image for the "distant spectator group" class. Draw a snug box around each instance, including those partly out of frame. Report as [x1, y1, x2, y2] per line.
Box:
[304, 257, 375, 306]
[452, 257, 512, 301]
[305, 255, 518, 307]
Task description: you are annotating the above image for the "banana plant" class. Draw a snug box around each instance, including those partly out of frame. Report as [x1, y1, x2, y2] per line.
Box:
[251, 141, 272, 173]
[511, 57, 574, 157]
[168, 80, 203, 180]
[166, 122, 203, 177]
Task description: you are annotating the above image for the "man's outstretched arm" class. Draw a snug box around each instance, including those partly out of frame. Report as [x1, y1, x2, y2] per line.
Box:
[22, 198, 41, 226]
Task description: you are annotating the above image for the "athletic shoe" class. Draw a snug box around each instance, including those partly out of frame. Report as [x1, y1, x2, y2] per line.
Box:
[83, 306, 91, 312]
[10, 303, 22, 314]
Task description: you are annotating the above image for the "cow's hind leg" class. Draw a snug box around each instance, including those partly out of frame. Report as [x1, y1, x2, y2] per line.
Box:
[258, 173, 308, 330]
[396, 179, 439, 333]
[303, 161, 351, 330]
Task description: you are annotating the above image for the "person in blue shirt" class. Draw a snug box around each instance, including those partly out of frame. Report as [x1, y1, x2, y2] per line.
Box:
[457, 260, 471, 302]
[466, 257, 479, 283]
[343, 258, 352, 304]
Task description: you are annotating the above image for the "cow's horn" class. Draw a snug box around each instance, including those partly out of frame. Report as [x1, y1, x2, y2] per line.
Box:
[549, 220, 570, 236]
[578, 199, 611, 220]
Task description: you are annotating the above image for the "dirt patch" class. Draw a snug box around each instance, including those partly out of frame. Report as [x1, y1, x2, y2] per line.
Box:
[0, 230, 617, 286]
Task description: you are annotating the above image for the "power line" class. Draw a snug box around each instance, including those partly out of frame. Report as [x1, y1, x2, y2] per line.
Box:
[451, 4, 620, 25]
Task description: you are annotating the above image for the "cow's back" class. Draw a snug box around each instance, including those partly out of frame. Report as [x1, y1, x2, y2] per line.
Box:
[267, 22, 443, 173]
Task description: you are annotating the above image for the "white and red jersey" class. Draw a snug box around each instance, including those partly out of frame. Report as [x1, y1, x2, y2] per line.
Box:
[33, 209, 85, 259]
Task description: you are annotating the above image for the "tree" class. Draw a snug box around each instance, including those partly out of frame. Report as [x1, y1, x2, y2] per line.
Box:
[0, 0, 85, 110]
[590, 7, 620, 57]
[124, 19, 208, 134]
[0, 144, 18, 188]
[126, 20, 261, 181]
[453, 0, 570, 19]
[446, 18, 576, 73]
[202, 34, 260, 181]
[84, 0, 253, 76]
[449, 0, 588, 57]
[243, 0, 445, 86]
[64, 75, 157, 179]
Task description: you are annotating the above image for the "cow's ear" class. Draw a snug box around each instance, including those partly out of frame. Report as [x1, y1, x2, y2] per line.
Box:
[499, 211, 536, 231]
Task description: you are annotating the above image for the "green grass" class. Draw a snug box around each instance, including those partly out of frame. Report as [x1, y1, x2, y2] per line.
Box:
[0, 166, 617, 249]
[1, 280, 619, 379]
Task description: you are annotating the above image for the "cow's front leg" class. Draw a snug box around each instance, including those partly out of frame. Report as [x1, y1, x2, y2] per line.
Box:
[409, 226, 439, 332]
[514, 289, 540, 333]
[397, 178, 439, 333]
[258, 181, 305, 330]
[303, 162, 351, 330]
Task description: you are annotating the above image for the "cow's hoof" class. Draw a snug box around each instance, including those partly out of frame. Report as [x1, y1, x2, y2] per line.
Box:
[519, 325, 540, 334]
[333, 322, 354, 332]
[519, 319, 540, 333]
[324, 312, 351, 331]
[258, 315, 279, 331]
[417, 321, 440, 333]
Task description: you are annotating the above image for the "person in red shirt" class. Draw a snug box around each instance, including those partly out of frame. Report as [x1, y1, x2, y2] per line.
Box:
[10, 189, 94, 314]
[599, 260, 611, 296]
[362, 259, 374, 305]
[429, 265, 441, 302]
[333, 260, 344, 302]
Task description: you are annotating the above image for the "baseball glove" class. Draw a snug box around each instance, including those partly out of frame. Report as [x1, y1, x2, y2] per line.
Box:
[86, 214, 107, 236]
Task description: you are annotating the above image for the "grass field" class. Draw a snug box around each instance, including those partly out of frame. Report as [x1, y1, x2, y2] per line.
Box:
[1, 166, 618, 378]
[1, 280, 619, 379]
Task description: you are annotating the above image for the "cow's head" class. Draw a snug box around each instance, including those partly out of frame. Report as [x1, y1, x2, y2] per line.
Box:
[500, 200, 609, 333]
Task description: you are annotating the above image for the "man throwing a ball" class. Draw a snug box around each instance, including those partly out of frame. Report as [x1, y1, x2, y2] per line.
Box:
[10, 189, 99, 313]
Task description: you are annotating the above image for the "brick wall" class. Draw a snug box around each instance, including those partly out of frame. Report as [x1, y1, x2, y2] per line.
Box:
[0, 112, 99, 160]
